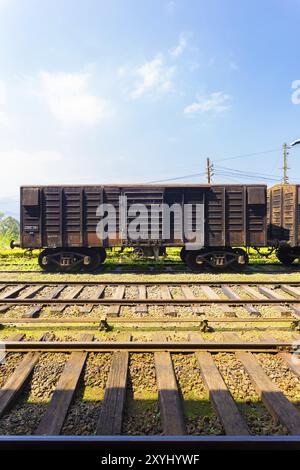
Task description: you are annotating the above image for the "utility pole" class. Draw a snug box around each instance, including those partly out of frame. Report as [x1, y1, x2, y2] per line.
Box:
[282, 143, 289, 184]
[206, 157, 214, 183]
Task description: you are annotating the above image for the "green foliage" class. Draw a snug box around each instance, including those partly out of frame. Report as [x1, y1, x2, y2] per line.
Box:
[0, 212, 20, 247]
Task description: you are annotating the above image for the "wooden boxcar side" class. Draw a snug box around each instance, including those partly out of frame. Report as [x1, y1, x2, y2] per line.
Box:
[20, 184, 267, 250]
[268, 184, 300, 246]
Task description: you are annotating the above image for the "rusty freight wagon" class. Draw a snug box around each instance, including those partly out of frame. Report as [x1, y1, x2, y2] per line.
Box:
[268, 184, 300, 264]
[15, 184, 267, 272]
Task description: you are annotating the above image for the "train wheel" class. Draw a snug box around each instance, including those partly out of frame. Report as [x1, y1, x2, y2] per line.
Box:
[82, 248, 106, 272]
[38, 249, 59, 272]
[184, 249, 208, 271]
[231, 248, 249, 270]
[184, 248, 248, 272]
[276, 247, 297, 265]
[180, 247, 187, 263]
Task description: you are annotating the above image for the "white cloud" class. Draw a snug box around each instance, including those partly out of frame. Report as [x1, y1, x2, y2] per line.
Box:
[0, 150, 63, 198]
[38, 71, 114, 126]
[166, 1, 175, 14]
[184, 91, 231, 115]
[171, 33, 188, 57]
[0, 80, 6, 105]
[129, 54, 175, 99]
[0, 80, 9, 126]
[0, 0, 10, 9]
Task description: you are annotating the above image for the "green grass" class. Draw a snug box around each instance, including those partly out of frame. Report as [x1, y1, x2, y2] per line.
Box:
[0, 246, 185, 271]
[0, 248, 39, 269]
[0, 246, 281, 271]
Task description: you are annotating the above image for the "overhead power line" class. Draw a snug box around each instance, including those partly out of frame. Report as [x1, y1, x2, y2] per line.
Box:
[145, 146, 285, 184]
[214, 165, 282, 179]
[147, 172, 206, 184]
[215, 148, 281, 162]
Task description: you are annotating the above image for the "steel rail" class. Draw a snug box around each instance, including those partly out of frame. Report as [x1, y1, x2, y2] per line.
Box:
[0, 297, 299, 305]
[0, 435, 300, 452]
[0, 340, 297, 353]
[0, 280, 300, 286]
[0, 316, 296, 325]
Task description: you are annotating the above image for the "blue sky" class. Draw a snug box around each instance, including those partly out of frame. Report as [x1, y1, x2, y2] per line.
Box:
[0, 0, 300, 217]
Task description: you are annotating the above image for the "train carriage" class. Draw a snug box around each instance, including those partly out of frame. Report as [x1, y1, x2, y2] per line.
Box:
[268, 184, 300, 264]
[16, 184, 268, 272]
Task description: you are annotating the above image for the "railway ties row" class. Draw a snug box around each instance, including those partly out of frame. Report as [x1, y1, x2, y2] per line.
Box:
[0, 282, 300, 321]
[1, 336, 300, 436]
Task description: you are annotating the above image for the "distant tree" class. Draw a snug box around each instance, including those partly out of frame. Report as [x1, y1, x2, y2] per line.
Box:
[0, 216, 20, 239]
[0, 214, 20, 245]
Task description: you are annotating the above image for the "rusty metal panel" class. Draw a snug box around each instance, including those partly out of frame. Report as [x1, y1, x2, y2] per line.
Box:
[103, 187, 121, 246]
[20, 187, 42, 248]
[205, 185, 266, 247]
[20, 183, 268, 250]
[182, 188, 204, 247]
[23, 188, 39, 206]
[247, 186, 265, 205]
[205, 186, 225, 246]
[267, 184, 300, 246]
[247, 186, 267, 246]
[226, 186, 245, 246]
[122, 187, 164, 244]
[43, 187, 62, 247]
[63, 188, 83, 246]
[84, 187, 103, 246]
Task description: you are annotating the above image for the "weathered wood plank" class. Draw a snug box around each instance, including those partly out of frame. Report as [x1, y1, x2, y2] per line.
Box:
[224, 332, 300, 435]
[51, 285, 82, 314]
[108, 285, 125, 317]
[262, 333, 300, 380]
[189, 332, 249, 435]
[23, 285, 66, 318]
[34, 333, 93, 435]
[96, 334, 131, 435]
[257, 286, 290, 317]
[0, 333, 25, 363]
[160, 286, 176, 317]
[242, 285, 287, 317]
[0, 285, 26, 299]
[280, 285, 300, 298]
[200, 285, 234, 315]
[0, 286, 44, 314]
[276, 285, 300, 318]
[181, 285, 205, 315]
[153, 333, 186, 435]
[221, 285, 260, 317]
[79, 285, 105, 314]
[135, 285, 148, 316]
[0, 334, 44, 417]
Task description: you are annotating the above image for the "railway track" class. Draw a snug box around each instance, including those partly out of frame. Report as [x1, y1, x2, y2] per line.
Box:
[0, 281, 300, 330]
[1, 280, 300, 448]
[0, 333, 300, 441]
[0, 262, 300, 274]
